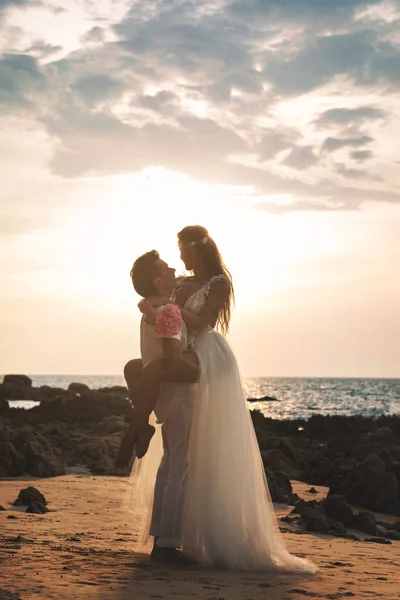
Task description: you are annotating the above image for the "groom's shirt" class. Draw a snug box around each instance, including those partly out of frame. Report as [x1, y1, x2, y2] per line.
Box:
[140, 306, 196, 423]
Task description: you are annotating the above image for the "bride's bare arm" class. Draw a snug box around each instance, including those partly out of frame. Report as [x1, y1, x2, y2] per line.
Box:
[179, 277, 230, 331]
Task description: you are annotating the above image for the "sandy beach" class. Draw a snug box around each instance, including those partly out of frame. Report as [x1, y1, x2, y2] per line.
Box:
[1, 476, 398, 600]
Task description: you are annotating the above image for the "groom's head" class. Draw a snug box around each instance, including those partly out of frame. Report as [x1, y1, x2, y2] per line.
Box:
[130, 250, 176, 298]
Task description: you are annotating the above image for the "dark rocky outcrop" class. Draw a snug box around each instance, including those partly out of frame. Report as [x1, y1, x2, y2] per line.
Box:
[1, 381, 400, 520]
[13, 486, 47, 506]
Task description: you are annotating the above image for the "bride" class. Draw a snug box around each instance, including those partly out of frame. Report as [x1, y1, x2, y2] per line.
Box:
[130, 225, 317, 573]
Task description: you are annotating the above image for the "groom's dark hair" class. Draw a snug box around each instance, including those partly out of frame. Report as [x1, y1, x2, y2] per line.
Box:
[130, 250, 160, 297]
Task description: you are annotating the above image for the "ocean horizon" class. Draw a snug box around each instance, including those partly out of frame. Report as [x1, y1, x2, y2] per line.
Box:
[3, 374, 400, 421]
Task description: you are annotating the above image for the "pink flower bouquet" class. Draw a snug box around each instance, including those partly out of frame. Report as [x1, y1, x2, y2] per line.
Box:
[155, 304, 183, 338]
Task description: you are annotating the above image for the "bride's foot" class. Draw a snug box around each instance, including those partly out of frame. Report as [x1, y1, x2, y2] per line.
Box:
[115, 422, 138, 468]
[135, 424, 156, 459]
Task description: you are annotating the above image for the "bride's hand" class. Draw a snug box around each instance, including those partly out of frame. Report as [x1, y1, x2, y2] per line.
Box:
[138, 299, 151, 313]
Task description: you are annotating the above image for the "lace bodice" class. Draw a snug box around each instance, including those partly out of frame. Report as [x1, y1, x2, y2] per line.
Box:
[184, 274, 227, 315]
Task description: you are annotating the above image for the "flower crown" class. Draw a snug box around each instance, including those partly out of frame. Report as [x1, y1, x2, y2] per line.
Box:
[187, 236, 208, 247]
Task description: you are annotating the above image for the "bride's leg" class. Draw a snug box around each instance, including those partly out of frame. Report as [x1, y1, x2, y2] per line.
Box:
[134, 353, 198, 458]
[124, 358, 142, 406]
[116, 353, 199, 466]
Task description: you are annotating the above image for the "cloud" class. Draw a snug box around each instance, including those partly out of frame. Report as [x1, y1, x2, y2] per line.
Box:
[350, 149, 374, 161]
[0, 0, 32, 13]
[284, 145, 318, 170]
[71, 75, 124, 104]
[0, 53, 45, 110]
[228, 0, 383, 27]
[315, 106, 386, 128]
[322, 136, 373, 153]
[137, 90, 178, 112]
[256, 128, 300, 160]
[255, 199, 360, 214]
[44, 108, 248, 178]
[335, 162, 380, 180]
[0, 0, 399, 214]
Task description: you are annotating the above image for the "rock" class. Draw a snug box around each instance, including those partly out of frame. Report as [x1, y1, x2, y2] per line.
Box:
[292, 500, 334, 533]
[3, 374, 32, 387]
[102, 415, 127, 435]
[273, 438, 299, 464]
[393, 521, 400, 532]
[261, 448, 301, 479]
[0, 442, 25, 477]
[0, 383, 33, 401]
[364, 537, 392, 545]
[15, 429, 65, 477]
[323, 494, 354, 527]
[376, 524, 389, 537]
[303, 507, 335, 533]
[68, 382, 90, 394]
[291, 499, 318, 515]
[385, 530, 400, 541]
[330, 454, 400, 514]
[39, 421, 69, 444]
[97, 385, 129, 395]
[265, 468, 293, 504]
[0, 505, 6, 511]
[71, 436, 122, 475]
[248, 395, 279, 402]
[332, 522, 347, 536]
[354, 510, 377, 536]
[288, 493, 301, 506]
[0, 589, 22, 600]
[307, 487, 318, 494]
[13, 486, 47, 506]
[26, 502, 49, 514]
[0, 398, 9, 415]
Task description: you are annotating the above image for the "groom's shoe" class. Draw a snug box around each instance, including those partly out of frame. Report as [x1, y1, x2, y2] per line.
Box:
[135, 424, 156, 459]
[151, 546, 191, 564]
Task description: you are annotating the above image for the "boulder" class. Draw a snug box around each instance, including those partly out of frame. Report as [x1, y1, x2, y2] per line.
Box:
[330, 454, 400, 515]
[323, 494, 354, 527]
[248, 395, 279, 402]
[26, 502, 49, 514]
[261, 448, 301, 480]
[0, 383, 33, 401]
[0, 442, 25, 477]
[69, 435, 123, 475]
[13, 486, 47, 506]
[102, 415, 128, 434]
[68, 382, 90, 394]
[354, 510, 377, 536]
[11, 428, 65, 477]
[3, 375, 32, 387]
[265, 468, 293, 504]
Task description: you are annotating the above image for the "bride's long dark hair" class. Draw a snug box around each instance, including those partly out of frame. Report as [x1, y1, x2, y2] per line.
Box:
[177, 225, 234, 335]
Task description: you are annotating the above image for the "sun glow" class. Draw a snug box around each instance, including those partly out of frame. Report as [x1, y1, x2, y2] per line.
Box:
[61, 170, 342, 312]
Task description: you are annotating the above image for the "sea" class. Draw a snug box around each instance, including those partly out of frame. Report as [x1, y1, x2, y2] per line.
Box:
[4, 375, 400, 421]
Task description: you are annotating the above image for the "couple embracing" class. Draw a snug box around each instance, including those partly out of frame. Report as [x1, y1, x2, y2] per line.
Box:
[118, 225, 317, 574]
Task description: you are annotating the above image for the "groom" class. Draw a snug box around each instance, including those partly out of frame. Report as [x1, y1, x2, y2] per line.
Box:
[124, 250, 198, 561]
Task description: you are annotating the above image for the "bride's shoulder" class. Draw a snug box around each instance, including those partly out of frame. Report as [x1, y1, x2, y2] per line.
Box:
[175, 275, 192, 290]
[204, 274, 231, 297]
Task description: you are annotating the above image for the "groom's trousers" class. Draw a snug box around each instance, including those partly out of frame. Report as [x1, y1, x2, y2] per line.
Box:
[149, 400, 194, 548]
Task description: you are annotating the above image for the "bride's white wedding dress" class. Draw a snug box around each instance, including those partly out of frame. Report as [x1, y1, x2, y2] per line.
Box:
[125, 276, 317, 573]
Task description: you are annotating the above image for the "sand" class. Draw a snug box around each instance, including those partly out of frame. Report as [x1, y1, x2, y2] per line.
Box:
[0, 475, 399, 600]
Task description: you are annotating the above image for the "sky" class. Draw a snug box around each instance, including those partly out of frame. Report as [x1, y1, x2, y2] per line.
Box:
[0, 0, 399, 378]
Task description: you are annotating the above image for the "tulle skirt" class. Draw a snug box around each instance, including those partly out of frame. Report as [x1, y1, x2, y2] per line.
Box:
[180, 328, 317, 573]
